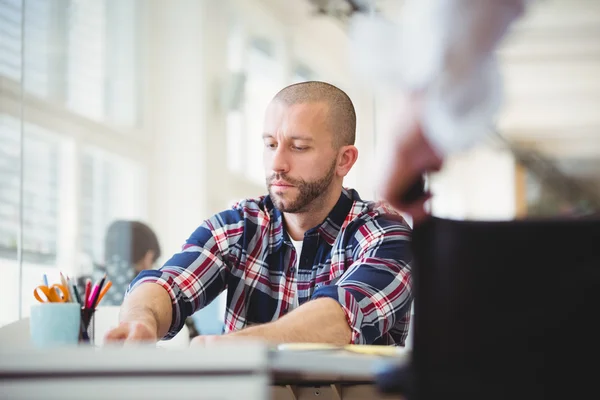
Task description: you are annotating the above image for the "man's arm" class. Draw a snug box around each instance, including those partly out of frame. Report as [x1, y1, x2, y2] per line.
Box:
[104, 282, 172, 343]
[226, 298, 352, 345]
[104, 209, 242, 344]
[193, 213, 413, 346]
[311, 215, 413, 345]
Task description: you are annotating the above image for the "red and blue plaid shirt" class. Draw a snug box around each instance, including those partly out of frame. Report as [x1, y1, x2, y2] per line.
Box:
[128, 188, 413, 345]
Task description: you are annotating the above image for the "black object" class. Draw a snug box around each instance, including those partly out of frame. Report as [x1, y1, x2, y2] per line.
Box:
[398, 216, 600, 400]
[376, 361, 414, 398]
[377, 217, 600, 398]
[400, 175, 426, 204]
[79, 308, 95, 343]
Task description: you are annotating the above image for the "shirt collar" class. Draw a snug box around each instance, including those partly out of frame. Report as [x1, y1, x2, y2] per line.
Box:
[264, 188, 359, 250]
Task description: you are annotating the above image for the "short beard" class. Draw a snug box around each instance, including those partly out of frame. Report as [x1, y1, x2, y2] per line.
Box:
[267, 159, 337, 213]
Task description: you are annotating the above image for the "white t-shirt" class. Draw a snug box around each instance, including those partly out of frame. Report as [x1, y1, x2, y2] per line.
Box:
[290, 239, 303, 310]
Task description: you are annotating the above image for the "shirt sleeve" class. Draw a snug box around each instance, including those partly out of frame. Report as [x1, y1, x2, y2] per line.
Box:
[311, 216, 413, 345]
[126, 209, 242, 339]
[350, 0, 528, 155]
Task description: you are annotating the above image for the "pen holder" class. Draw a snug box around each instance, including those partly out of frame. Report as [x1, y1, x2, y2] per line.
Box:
[30, 303, 82, 348]
[79, 308, 96, 345]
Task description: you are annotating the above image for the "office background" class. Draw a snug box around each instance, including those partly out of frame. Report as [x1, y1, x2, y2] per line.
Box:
[1, 0, 599, 329]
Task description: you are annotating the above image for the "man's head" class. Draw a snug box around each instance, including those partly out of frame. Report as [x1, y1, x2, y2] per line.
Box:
[104, 220, 161, 272]
[263, 81, 359, 213]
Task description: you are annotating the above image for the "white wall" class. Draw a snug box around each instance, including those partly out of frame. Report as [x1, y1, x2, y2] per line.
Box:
[100, 0, 600, 277]
[145, 0, 210, 261]
[429, 146, 517, 220]
[143, 0, 380, 263]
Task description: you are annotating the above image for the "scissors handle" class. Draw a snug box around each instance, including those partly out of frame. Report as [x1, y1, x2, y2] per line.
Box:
[33, 287, 50, 303]
[34, 284, 69, 303]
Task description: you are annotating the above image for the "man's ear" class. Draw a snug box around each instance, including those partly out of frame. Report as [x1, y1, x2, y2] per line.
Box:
[336, 145, 359, 177]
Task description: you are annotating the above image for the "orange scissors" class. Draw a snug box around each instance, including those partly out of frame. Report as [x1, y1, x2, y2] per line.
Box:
[33, 284, 69, 303]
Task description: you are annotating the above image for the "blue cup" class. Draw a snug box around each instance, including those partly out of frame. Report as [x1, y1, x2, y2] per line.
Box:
[30, 303, 82, 348]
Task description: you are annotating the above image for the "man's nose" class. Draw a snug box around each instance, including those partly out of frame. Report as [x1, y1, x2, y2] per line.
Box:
[270, 146, 290, 175]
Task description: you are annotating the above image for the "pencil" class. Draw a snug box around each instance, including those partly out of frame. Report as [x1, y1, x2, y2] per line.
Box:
[65, 276, 76, 303]
[60, 272, 71, 302]
[95, 280, 112, 307]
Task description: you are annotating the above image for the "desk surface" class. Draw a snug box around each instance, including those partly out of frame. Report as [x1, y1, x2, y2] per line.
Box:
[0, 344, 409, 400]
[0, 342, 410, 384]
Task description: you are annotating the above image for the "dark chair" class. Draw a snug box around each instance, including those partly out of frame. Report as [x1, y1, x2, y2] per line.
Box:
[378, 216, 600, 399]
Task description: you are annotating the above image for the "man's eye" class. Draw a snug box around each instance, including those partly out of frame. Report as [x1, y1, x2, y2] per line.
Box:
[265, 143, 277, 149]
[292, 146, 307, 151]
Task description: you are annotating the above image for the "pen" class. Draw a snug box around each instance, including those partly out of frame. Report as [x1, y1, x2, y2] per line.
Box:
[84, 278, 92, 309]
[95, 280, 112, 307]
[72, 283, 82, 306]
[89, 274, 107, 309]
[42, 274, 49, 287]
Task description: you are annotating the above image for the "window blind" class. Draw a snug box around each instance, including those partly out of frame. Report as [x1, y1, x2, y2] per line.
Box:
[0, 114, 60, 264]
[0, 0, 141, 126]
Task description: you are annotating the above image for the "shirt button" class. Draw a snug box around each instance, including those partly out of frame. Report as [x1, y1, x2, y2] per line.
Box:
[290, 267, 296, 273]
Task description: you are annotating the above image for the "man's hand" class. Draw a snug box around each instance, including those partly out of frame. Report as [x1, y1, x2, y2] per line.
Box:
[380, 97, 444, 224]
[188, 298, 351, 346]
[104, 320, 158, 344]
[102, 283, 173, 345]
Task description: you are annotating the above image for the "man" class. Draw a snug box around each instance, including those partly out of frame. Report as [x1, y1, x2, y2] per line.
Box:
[104, 81, 413, 346]
[350, 0, 528, 222]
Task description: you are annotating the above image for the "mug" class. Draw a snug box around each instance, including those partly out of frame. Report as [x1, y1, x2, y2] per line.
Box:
[30, 302, 81, 348]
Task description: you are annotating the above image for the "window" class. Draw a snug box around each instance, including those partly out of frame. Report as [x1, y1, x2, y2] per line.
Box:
[224, 13, 325, 187]
[291, 62, 316, 83]
[0, 0, 52, 94]
[66, 0, 140, 125]
[243, 38, 285, 185]
[0, 114, 60, 265]
[0, 0, 146, 327]
[80, 147, 146, 269]
[225, 33, 286, 185]
[224, 22, 245, 175]
[0, 114, 67, 326]
[0, 115, 20, 260]
[0, 0, 141, 126]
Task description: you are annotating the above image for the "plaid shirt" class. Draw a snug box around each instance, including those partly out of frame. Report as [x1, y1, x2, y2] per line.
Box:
[128, 188, 413, 345]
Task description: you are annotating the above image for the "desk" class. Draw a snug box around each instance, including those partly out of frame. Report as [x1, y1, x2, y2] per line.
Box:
[0, 344, 408, 400]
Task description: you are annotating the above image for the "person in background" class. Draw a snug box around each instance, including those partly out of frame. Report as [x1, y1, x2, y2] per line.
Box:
[104, 81, 413, 347]
[96, 220, 201, 339]
[98, 220, 162, 306]
[349, 0, 529, 222]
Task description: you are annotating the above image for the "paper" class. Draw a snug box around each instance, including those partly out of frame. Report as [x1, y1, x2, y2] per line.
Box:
[276, 343, 406, 357]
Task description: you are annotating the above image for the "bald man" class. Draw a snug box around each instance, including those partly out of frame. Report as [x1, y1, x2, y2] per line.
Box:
[104, 81, 413, 346]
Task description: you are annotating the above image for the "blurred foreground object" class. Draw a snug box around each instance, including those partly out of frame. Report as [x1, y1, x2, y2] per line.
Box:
[378, 216, 600, 399]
